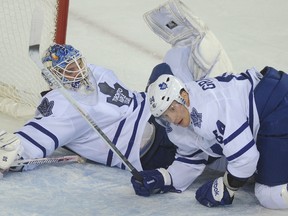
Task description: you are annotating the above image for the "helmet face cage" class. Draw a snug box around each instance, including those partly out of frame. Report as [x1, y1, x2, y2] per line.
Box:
[42, 44, 89, 90]
[148, 75, 187, 118]
[52, 55, 87, 84]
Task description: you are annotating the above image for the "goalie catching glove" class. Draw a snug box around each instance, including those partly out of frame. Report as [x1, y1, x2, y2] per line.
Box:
[0, 130, 23, 170]
[131, 168, 178, 196]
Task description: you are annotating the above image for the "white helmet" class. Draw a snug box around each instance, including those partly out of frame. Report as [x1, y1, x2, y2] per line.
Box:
[147, 74, 188, 117]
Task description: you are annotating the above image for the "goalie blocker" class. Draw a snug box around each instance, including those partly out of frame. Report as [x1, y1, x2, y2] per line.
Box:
[0, 130, 23, 171]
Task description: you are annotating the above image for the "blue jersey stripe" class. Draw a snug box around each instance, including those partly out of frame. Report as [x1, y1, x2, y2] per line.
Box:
[121, 92, 146, 169]
[132, 93, 137, 111]
[25, 122, 59, 149]
[216, 72, 250, 83]
[226, 139, 255, 161]
[247, 74, 255, 131]
[16, 131, 47, 157]
[223, 121, 249, 145]
[184, 149, 204, 158]
[106, 119, 126, 166]
[106, 94, 139, 166]
[104, 93, 146, 169]
[240, 71, 255, 131]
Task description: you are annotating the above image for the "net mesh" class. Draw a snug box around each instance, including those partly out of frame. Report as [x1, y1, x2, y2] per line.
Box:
[0, 0, 60, 118]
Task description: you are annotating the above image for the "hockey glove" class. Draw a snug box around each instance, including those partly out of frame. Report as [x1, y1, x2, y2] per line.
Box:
[195, 176, 235, 207]
[131, 168, 174, 197]
[0, 130, 22, 170]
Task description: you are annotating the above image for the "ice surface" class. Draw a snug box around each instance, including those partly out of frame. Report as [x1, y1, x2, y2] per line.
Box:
[1, 0, 288, 215]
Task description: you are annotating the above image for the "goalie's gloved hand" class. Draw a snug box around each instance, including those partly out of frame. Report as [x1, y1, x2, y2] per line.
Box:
[0, 130, 22, 170]
[195, 176, 235, 207]
[131, 168, 174, 197]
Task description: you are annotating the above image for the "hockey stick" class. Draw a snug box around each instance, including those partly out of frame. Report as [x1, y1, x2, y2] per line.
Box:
[28, 8, 143, 182]
[11, 155, 86, 167]
[0, 155, 85, 179]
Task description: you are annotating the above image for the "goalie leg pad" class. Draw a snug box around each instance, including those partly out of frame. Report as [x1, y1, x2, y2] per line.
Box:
[0, 130, 22, 170]
[188, 30, 234, 80]
[145, 0, 234, 80]
[143, 0, 206, 46]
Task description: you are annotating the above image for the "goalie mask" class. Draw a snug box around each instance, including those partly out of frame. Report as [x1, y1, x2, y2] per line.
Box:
[42, 43, 94, 93]
[147, 74, 188, 118]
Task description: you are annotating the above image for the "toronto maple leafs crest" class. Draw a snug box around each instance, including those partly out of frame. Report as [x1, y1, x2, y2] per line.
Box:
[98, 82, 132, 107]
[159, 82, 168, 90]
[37, 97, 54, 117]
[190, 107, 202, 128]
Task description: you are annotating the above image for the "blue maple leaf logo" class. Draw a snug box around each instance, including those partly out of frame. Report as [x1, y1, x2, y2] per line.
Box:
[191, 107, 202, 128]
[98, 82, 132, 107]
[37, 97, 54, 117]
[159, 82, 168, 90]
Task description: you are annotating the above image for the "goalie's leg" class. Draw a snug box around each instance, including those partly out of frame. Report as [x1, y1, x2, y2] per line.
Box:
[144, 0, 234, 80]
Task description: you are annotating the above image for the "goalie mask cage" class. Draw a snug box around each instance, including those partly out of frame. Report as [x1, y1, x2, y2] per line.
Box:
[0, 0, 69, 119]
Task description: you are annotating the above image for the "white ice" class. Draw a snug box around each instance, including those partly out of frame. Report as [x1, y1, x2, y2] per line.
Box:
[1, 0, 288, 215]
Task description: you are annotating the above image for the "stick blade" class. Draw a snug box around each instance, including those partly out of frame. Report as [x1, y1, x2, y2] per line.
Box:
[29, 6, 44, 69]
[29, 7, 44, 48]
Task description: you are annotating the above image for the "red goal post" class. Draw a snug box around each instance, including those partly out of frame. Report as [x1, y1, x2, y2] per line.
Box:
[0, 0, 69, 119]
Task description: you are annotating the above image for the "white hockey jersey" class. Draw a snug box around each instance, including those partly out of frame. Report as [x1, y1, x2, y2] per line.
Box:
[16, 64, 151, 171]
[166, 68, 263, 191]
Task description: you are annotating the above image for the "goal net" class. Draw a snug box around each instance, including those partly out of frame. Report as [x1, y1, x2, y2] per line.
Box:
[0, 0, 69, 119]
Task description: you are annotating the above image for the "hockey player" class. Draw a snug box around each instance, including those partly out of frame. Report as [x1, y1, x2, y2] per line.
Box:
[130, 0, 288, 210]
[132, 64, 288, 210]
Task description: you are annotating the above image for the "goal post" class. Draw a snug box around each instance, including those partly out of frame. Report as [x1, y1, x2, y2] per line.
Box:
[0, 0, 69, 119]
[55, 0, 69, 44]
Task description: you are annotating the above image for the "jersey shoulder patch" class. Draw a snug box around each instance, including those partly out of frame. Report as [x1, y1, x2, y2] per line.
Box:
[37, 97, 54, 117]
[191, 107, 202, 128]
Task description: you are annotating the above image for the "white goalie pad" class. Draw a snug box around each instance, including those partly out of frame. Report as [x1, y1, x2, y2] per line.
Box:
[189, 30, 234, 80]
[143, 0, 206, 46]
[145, 0, 234, 80]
